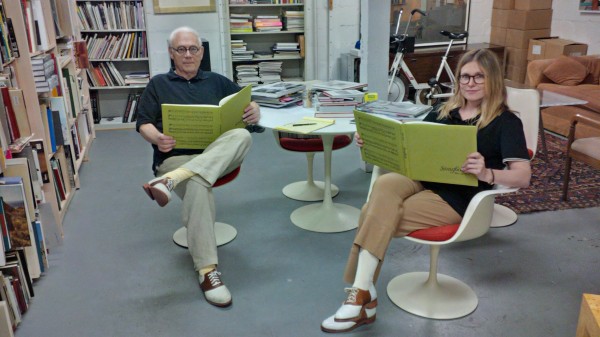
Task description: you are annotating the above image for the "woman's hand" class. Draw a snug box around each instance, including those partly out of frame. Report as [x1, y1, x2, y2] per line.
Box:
[156, 133, 176, 153]
[461, 152, 492, 182]
[354, 132, 364, 148]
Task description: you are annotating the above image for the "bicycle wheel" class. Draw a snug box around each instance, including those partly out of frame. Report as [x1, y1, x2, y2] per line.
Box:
[387, 74, 409, 102]
[415, 86, 442, 106]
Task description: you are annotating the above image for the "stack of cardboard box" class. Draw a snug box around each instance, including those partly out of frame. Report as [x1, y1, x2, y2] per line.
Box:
[528, 37, 588, 61]
[490, 0, 553, 83]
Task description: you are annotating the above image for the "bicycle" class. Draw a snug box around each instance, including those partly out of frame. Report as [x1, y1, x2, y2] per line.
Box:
[387, 9, 468, 106]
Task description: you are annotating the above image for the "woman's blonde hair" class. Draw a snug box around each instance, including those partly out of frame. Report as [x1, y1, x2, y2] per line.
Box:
[438, 48, 507, 129]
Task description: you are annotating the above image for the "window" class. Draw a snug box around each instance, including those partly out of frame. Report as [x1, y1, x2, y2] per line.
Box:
[391, 0, 470, 47]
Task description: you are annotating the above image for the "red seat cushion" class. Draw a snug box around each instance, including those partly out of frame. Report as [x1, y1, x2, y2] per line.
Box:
[279, 135, 352, 152]
[408, 224, 460, 242]
[214, 166, 241, 187]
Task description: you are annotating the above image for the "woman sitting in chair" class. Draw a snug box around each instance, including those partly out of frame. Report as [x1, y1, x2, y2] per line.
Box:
[321, 48, 532, 333]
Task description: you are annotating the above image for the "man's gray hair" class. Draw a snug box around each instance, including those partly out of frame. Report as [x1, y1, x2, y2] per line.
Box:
[167, 26, 202, 47]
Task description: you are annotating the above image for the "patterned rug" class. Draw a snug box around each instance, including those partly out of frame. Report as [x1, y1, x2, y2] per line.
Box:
[495, 132, 600, 214]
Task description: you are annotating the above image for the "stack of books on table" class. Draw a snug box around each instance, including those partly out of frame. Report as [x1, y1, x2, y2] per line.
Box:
[32, 54, 58, 93]
[251, 81, 304, 108]
[314, 89, 365, 118]
[354, 101, 432, 121]
[258, 61, 282, 84]
[272, 42, 300, 58]
[253, 15, 282, 32]
[125, 72, 149, 85]
[235, 64, 260, 87]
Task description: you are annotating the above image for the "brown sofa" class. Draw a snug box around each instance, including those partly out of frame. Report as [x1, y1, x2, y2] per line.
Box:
[526, 55, 600, 139]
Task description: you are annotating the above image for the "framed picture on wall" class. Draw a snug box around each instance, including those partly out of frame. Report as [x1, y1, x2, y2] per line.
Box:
[153, 0, 216, 14]
[579, 0, 600, 12]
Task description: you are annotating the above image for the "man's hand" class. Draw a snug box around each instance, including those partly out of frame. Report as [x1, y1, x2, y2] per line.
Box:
[242, 101, 260, 125]
[156, 133, 176, 153]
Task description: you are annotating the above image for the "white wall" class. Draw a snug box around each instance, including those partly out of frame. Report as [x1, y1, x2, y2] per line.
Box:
[143, 0, 227, 77]
[143, 0, 599, 81]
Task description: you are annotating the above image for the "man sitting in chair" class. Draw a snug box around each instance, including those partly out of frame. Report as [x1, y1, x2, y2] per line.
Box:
[136, 26, 260, 308]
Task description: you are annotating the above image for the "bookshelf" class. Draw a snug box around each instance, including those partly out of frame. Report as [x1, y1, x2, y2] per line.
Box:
[0, 0, 95, 331]
[75, 0, 148, 130]
[226, 1, 305, 85]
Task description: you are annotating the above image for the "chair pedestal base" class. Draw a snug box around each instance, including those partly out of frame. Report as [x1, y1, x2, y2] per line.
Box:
[282, 181, 339, 201]
[172, 223, 237, 248]
[491, 204, 518, 228]
[387, 272, 478, 319]
[290, 202, 359, 233]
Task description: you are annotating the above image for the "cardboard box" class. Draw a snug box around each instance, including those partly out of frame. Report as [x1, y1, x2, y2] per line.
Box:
[505, 47, 529, 68]
[491, 9, 511, 28]
[493, 0, 514, 9]
[528, 37, 589, 60]
[505, 64, 527, 83]
[515, 0, 552, 10]
[507, 9, 552, 30]
[505, 28, 550, 49]
[490, 27, 507, 46]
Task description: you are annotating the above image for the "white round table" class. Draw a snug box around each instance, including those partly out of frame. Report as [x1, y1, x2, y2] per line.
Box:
[260, 106, 361, 233]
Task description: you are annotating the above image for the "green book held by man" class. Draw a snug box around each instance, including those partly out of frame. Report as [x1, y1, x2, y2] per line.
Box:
[354, 110, 478, 186]
[161, 85, 251, 149]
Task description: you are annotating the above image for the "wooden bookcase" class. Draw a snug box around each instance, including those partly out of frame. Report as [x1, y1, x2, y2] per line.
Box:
[76, 0, 148, 130]
[0, 0, 94, 331]
[226, 1, 305, 84]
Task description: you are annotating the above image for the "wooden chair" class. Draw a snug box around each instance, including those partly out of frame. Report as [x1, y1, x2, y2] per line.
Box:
[562, 114, 600, 201]
[172, 166, 241, 248]
[273, 131, 352, 201]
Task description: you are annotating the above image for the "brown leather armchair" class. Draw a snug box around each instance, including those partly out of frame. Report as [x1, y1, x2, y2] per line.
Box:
[562, 114, 600, 201]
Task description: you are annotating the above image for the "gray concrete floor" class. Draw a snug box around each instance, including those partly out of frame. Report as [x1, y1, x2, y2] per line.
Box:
[15, 129, 600, 337]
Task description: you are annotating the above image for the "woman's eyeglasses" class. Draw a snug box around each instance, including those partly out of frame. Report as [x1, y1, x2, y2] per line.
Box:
[171, 46, 201, 55]
[459, 74, 485, 85]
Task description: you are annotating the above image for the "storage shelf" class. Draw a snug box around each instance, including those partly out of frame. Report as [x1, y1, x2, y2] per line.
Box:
[233, 55, 304, 63]
[90, 85, 147, 90]
[231, 30, 304, 35]
[89, 58, 149, 62]
[229, 4, 304, 7]
[81, 29, 145, 33]
[95, 119, 136, 131]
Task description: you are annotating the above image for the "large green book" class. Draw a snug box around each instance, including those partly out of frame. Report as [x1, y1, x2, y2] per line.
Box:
[354, 110, 478, 186]
[161, 85, 251, 149]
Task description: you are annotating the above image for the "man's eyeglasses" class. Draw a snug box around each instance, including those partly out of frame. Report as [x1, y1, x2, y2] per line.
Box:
[459, 74, 485, 85]
[171, 46, 201, 55]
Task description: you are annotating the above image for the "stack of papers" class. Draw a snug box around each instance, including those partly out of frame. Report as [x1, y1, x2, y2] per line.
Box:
[354, 101, 432, 120]
[252, 81, 304, 108]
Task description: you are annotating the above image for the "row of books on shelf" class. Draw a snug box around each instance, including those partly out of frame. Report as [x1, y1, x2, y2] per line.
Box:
[229, 11, 304, 33]
[0, 6, 19, 65]
[20, 0, 52, 53]
[231, 39, 304, 62]
[86, 61, 148, 88]
[229, 0, 304, 5]
[76, 1, 145, 31]
[235, 62, 283, 86]
[84, 31, 147, 60]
